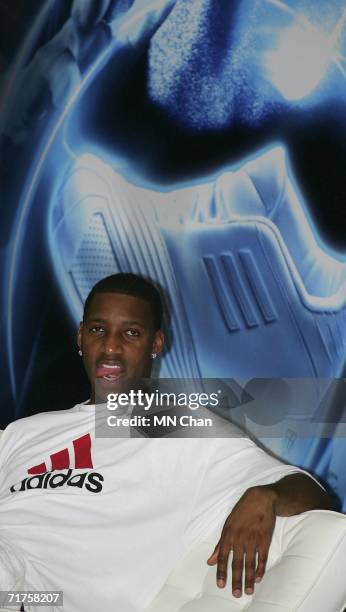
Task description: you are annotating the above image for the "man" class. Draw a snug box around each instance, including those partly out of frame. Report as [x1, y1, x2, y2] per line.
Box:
[0, 273, 340, 612]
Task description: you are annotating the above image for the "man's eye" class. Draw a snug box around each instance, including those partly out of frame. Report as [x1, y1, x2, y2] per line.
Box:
[126, 329, 140, 337]
[90, 326, 104, 333]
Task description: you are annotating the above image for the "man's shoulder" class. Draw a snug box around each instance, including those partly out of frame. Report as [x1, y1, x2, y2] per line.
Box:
[3, 403, 87, 436]
[0, 403, 94, 469]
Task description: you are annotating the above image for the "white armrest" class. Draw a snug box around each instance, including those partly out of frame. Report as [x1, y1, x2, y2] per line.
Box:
[147, 510, 346, 611]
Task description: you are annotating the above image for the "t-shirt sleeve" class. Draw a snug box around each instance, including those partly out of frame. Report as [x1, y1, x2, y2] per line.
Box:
[0, 424, 14, 469]
[0, 420, 23, 481]
[184, 436, 320, 546]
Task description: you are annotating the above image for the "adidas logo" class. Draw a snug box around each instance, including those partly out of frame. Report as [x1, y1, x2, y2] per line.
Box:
[27, 433, 93, 474]
[10, 469, 103, 493]
[10, 434, 104, 494]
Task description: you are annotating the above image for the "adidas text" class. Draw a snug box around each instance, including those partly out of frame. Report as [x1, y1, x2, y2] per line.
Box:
[10, 469, 104, 493]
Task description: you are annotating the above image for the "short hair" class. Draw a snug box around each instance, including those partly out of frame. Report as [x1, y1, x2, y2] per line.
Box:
[83, 273, 163, 330]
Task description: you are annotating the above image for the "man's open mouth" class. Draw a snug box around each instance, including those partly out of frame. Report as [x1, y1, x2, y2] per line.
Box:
[95, 363, 126, 381]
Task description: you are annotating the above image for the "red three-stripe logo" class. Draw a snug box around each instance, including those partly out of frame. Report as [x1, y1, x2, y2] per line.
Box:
[27, 434, 93, 474]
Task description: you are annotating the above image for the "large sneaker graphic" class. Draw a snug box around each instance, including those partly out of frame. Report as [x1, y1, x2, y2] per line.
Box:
[50, 145, 346, 379]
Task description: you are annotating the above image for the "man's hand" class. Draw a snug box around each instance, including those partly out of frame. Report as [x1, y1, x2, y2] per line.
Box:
[207, 486, 276, 598]
[207, 473, 332, 598]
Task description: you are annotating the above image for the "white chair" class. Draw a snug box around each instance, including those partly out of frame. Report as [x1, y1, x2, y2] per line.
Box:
[0, 510, 344, 611]
[147, 510, 346, 612]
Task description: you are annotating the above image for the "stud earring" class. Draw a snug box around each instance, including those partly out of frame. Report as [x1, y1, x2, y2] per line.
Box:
[151, 353, 157, 359]
[78, 349, 82, 356]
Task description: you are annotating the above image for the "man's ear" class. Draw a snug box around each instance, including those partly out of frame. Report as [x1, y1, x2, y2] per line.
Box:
[77, 322, 83, 349]
[153, 330, 164, 356]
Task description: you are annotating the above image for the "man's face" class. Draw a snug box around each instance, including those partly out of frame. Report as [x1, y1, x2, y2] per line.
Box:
[77, 292, 164, 403]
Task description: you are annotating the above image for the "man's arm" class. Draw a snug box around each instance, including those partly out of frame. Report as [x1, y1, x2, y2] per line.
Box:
[207, 473, 333, 598]
[264, 472, 333, 515]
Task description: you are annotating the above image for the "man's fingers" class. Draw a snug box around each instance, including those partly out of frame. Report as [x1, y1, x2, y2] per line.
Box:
[216, 543, 232, 588]
[244, 548, 257, 595]
[231, 550, 244, 597]
[255, 548, 268, 583]
[207, 542, 220, 565]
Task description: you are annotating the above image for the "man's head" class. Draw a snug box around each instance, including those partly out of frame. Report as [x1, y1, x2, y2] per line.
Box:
[77, 274, 164, 403]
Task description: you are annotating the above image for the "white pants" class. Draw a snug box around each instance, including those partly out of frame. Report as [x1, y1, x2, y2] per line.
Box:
[147, 510, 346, 612]
[0, 511, 344, 612]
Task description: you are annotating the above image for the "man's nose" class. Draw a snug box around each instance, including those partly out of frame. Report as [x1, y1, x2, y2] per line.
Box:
[103, 333, 123, 355]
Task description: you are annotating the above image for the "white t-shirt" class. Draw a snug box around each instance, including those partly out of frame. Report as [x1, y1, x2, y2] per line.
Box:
[0, 403, 311, 612]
